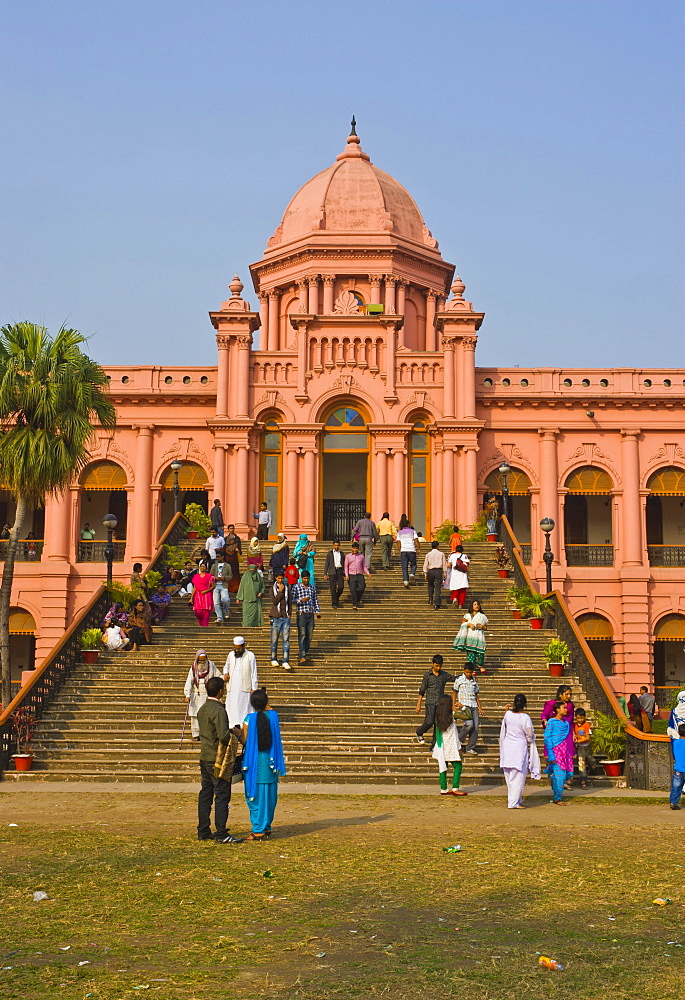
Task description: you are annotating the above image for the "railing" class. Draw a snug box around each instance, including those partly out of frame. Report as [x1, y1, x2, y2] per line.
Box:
[0, 512, 190, 776]
[655, 687, 680, 713]
[0, 539, 44, 562]
[648, 545, 685, 567]
[499, 516, 671, 790]
[565, 544, 614, 567]
[520, 544, 532, 565]
[77, 540, 126, 562]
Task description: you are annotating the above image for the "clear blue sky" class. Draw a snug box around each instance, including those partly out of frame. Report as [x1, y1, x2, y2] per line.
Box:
[1, 0, 683, 369]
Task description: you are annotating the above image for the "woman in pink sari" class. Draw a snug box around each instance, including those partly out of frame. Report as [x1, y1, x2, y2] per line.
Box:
[191, 561, 215, 627]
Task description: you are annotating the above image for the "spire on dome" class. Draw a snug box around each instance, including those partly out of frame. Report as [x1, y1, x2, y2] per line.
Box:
[336, 118, 371, 162]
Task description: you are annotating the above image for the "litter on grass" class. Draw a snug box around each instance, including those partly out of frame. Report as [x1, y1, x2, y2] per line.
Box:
[32, 891, 48, 902]
[77, 961, 90, 967]
[8, 824, 18, 828]
[315, 952, 326, 958]
[443, 845, 461, 853]
[538, 956, 564, 971]
[262, 870, 274, 878]
[653, 898, 672, 906]
[59, 946, 71, 951]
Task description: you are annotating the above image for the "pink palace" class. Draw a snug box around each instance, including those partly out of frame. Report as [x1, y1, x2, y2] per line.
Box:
[6, 127, 685, 696]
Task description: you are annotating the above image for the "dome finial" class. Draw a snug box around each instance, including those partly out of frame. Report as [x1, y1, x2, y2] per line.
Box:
[350, 115, 357, 137]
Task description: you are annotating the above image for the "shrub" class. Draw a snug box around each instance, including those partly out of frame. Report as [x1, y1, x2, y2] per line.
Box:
[80, 627, 104, 650]
[184, 503, 212, 536]
[592, 711, 626, 760]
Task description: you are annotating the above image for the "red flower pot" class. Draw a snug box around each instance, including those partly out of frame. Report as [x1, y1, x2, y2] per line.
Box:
[12, 754, 34, 772]
[187, 531, 198, 539]
[497, 569, 510, 578]
[83, 650, 99, 665]
[486, 533, 498, 542]
[530, 617, 543, 629]
[512, 610, 522, 619]
[602, 761, 624, 778]
[548, 662, 564, 677]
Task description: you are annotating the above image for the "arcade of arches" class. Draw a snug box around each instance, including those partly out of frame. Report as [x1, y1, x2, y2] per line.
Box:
[5, 127, 685, 695]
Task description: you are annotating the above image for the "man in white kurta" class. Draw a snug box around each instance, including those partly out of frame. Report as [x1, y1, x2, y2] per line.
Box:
[223, 636, 259, 728]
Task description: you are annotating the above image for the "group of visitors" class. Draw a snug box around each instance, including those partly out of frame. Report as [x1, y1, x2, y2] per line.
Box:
[184, 636, 286, 843]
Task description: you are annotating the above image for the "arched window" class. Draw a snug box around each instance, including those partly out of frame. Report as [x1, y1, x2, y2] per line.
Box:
[577, 613, 614, 676]
[653, 613, 685, 693]
[484, 466, 532, 547]
[159, 461, 210, 534]
[261, 418, 282, 536]
[646, 467, 685, 563]
[564, 466, 613, 565]
[323, 407, 368, 451]
[410, 419, 429, 537]
[78, 461, 128, 547]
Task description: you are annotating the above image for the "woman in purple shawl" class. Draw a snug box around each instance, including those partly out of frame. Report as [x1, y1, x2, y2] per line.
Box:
[541, 684, 575, 789]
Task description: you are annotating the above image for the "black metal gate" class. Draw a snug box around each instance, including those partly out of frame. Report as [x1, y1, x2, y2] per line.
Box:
[322, 499, 366, 541]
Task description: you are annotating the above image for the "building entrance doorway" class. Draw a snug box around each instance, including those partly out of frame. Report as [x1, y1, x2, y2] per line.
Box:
[321, 406, 369, 539]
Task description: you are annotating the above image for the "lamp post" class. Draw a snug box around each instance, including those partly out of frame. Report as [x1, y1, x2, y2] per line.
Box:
[540, 517, 555, 595]
[498, 461, 511, 523]
[170, 460, 182, 514]
[103, 513, 118, 588]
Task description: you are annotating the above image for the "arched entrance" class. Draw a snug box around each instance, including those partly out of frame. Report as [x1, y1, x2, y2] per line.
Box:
[78, 461, 128, 561]
[321, 405, 369, 539]
[9, 607, 36, 701]
[577, 613, 614, 676]
[653, 614, 685, 704]
[646, 467, 685, 566]
[564, 466, 614, 566]
[484, 467, 532, 546]
[159, 462, 210, 533]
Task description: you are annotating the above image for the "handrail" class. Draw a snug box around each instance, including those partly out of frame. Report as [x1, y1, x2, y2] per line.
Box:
[0, 512, 190, 772]
[498, 516, 669, 745]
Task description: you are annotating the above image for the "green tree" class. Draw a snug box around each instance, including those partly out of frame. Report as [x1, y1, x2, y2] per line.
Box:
[0, 323, 115, 707]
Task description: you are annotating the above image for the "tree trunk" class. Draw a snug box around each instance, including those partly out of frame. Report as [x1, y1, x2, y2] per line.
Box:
[0, 496, 29, 709]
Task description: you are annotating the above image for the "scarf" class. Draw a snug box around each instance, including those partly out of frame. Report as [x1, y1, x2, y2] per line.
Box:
[293, 534, 309, 557]
[243, 709, 286, 801]
[192, 649, 212, 687]
[248, 538, 261, 555]
[272, 536, 288, 554]
[544, 718, 573, 772]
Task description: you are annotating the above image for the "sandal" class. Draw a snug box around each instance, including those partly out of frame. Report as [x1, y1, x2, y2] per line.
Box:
[246, 832, 265, 841]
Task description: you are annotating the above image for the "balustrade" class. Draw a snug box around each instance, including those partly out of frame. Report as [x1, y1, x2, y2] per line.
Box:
[0, 539, 44, 562]
[647, 545, 685, 567]
[77, 540, 126, 563]
[565, 544, 614, 567]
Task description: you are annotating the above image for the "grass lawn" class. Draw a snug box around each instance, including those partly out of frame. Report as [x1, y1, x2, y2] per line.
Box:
[1, 791, 683, 999]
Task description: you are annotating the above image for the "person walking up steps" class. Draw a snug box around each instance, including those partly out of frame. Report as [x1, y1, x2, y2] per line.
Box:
[446, 545, 470, 606]
[415, 655, 456, 745]
[351, 511, 378, 572]
[377, 512, 397, 570]
[432, 695, 467, 796]
[423, 540, 447, 610]
[397, 515, 420, 587]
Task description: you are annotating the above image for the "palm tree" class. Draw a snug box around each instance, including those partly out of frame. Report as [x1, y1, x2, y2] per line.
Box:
[0, 322, 115, 707]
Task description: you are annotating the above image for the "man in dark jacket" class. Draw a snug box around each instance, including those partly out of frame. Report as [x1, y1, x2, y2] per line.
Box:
[197, 676, 243, 843]
[323, 539, 345, 608]
[269, 570, 292, 671]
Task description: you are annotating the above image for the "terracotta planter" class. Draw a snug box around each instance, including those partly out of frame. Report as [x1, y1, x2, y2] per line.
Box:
[83, 649, 99, 665]
[187, 531, 198, 539]
[12, 754, 34, 772]
[548, 662, 564, 677]
[512, 609, 522, 619]
[602, 760, 624, 777]
[497, 569, 510, 578]
[486, 533, 498, 542]
[530, 617, 543, 629]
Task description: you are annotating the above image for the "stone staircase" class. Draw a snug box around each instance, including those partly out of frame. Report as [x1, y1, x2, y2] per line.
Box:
[8, 541, 594, 784]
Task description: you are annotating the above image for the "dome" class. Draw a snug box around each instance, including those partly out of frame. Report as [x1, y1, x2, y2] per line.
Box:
[266, 130, 439, 252]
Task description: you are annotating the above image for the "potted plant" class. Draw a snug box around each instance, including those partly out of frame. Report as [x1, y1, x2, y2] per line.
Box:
[495, 544, 512, 578]
[80, 627, 103, 664]
[592, 711, 626, 776]
[520, 590, 555, 629]
[506, 584, 530, 619]
[484, 499, 500, 542]
[105, 580, 138, 609]
[10, 705, 37, 771]
[184, 502, 212, 540]
[145, 569, 162, 591]
[542, 638, 571, 677]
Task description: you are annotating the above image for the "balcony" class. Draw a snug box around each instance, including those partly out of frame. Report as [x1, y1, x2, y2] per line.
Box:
[0, 539, 44, 562]
[565, 544, 614, 567]
[648, 545, 685, 567]
[77, 540, 126, 562]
